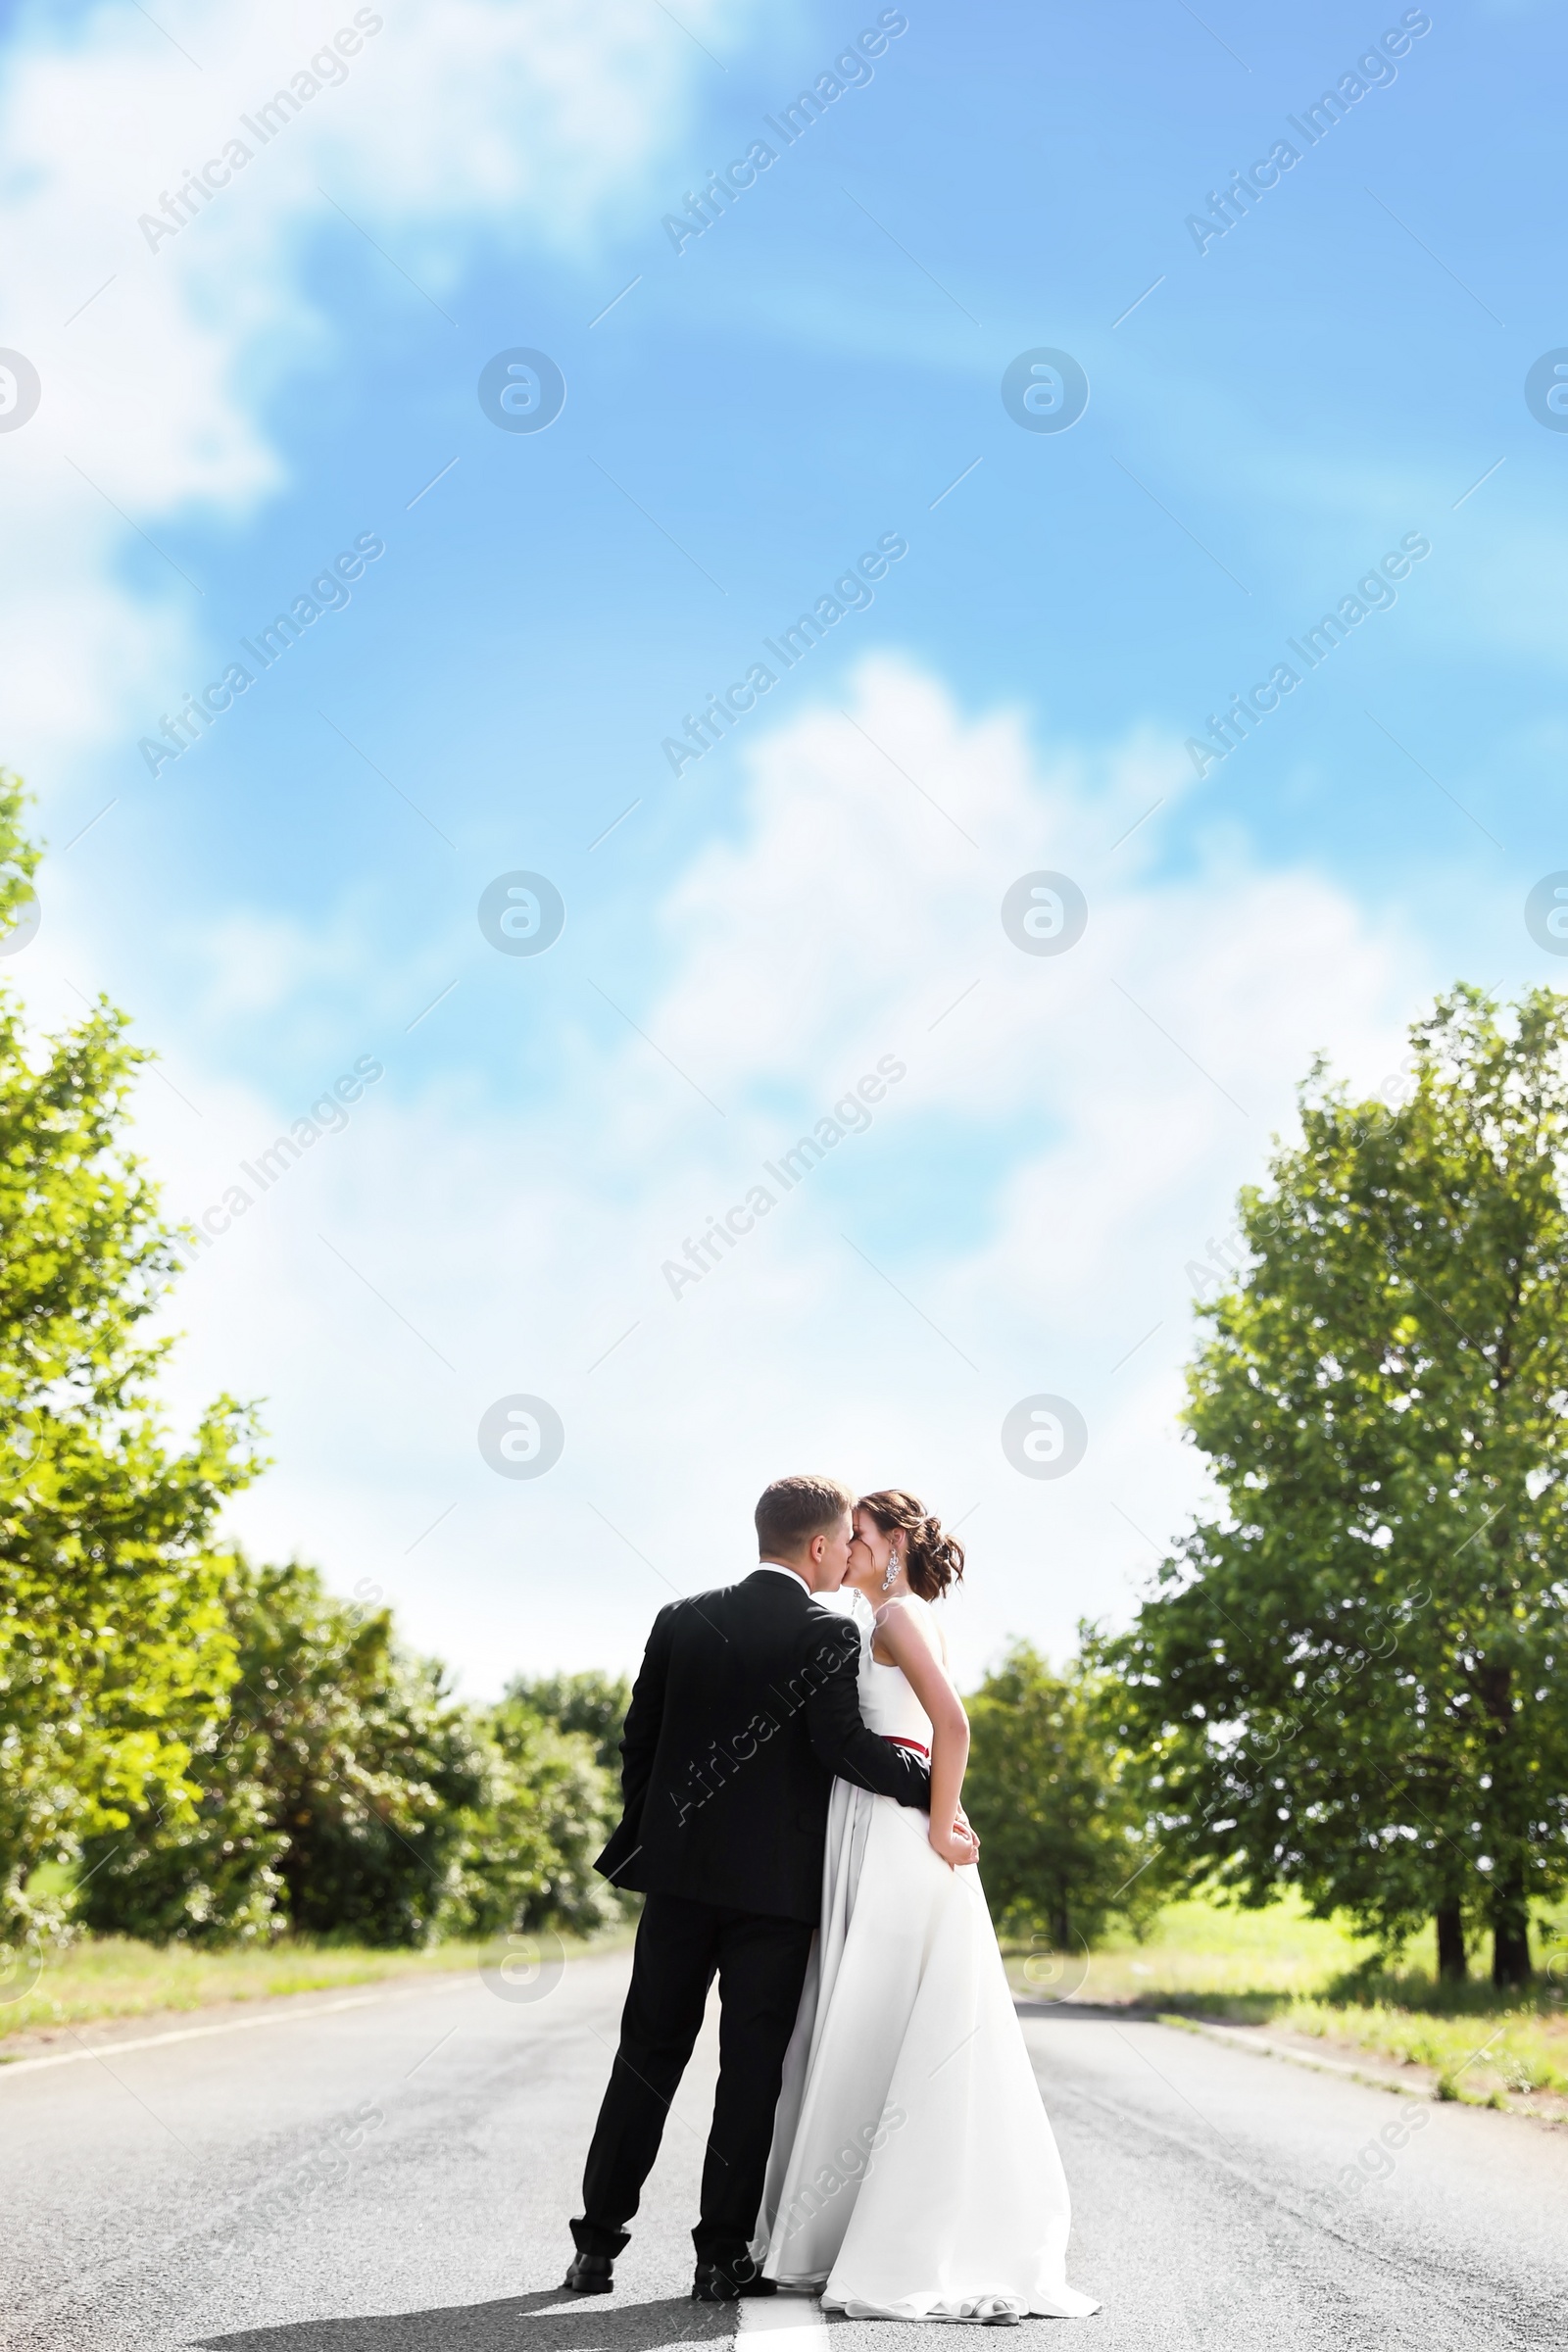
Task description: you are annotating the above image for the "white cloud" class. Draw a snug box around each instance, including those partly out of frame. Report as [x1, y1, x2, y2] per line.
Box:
[0, 5, 1440, 1696]
[92, 656, 1426, 1695]
[0, 0, 757, 777]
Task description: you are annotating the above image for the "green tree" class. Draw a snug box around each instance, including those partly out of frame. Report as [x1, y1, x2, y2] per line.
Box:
[0, 773, 260, 1940]
[965, 1642, 1158, 1948]
[81, 1559, 489, 1947]
[504, 1669, 630, 1774]
[459, 1690, 623, 1937]
[1111, 987, 1568, 1986]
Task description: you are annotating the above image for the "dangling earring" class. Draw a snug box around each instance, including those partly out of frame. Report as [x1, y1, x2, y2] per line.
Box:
[881, 1546, 901, 1593]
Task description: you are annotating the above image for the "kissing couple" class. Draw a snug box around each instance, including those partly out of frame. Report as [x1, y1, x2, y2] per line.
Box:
[562, 1473, 1099, 2325]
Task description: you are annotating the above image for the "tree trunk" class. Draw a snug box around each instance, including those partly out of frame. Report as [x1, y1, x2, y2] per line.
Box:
[1475, 1649, 1531, 1988]
[1436, 1900, 1466, 1983]
[1491, 1867, 1531, 1988]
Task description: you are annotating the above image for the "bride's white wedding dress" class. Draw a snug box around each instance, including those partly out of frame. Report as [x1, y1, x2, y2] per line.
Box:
[753, 1594, 1099, 2324]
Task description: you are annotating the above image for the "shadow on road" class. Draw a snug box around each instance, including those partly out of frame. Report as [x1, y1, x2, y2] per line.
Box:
[1014, 2001, 1155, 2021]
[193, 2289, 732, 2352]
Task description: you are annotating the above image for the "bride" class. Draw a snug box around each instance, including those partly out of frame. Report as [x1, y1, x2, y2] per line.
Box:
[753, 1490, 1100, 2325]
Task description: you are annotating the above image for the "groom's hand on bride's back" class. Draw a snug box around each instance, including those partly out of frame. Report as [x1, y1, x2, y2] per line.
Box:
[799, 1610, 933, 1809]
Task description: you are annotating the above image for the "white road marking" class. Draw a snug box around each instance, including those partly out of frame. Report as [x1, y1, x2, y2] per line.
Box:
[738, 2295, 831, 2347]
[0, 1974, 478, 2081]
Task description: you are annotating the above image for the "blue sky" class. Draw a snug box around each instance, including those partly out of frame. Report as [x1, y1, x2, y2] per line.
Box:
[2, 0, 1563, 1693]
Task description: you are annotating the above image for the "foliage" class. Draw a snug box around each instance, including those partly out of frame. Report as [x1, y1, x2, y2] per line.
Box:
[78, 1563, 629, 1948]
[459, 1691, 624, 1938]
[966, 1641, 1159, 1947]
[1110, 988, 1568, 1985]
[0, 771, 261, 1940]
[505, 1668, 630, 1775]
[79, 1559, 491, 1947]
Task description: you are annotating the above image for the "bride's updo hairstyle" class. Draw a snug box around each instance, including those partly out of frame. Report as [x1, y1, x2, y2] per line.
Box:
[858, 1490, 965, 1601]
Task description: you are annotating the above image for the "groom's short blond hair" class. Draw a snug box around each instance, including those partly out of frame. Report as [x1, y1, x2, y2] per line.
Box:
[756, 1473, 856, 1558]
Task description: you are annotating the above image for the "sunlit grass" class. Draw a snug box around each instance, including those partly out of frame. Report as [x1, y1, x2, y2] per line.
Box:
[1284, 1998, 1568, 2101]
[11, 1898, 1566, 2112]
[1003, 1891, 1568, 2107]
[1005, 1888, 1377, 2013]
[0, 1924, 635, 2048]
[1083, 1891, 1378, 2008]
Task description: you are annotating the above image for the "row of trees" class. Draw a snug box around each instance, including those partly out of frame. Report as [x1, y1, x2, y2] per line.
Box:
[1, 764, 1564, 1980]
[14, 1526, 632, 1949]
[74, 1562, 631, 1947]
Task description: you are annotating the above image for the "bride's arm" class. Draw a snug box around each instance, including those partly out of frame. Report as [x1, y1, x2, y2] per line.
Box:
[873, 1601, 976, 1866]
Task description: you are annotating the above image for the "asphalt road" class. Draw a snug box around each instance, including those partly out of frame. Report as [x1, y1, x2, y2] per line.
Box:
[3, 1950, 1565, 2352]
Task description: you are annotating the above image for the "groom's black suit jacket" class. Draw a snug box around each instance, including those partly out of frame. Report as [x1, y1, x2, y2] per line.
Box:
[596, 1568, 932, 1924]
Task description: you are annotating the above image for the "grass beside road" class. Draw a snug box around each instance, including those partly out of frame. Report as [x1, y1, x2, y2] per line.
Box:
[0, 1925, 633, 2050]
[1061, 1892, 1371, 2009]
[11, 1901, 1567, 2113]
[1005, 1892, 1568, 2111]
[1281, 1996, 1568, 2103]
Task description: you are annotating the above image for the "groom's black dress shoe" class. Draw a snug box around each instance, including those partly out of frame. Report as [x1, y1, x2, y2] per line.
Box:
[563, 2254, 614, 2294]
[691, 2258, 777, 2302]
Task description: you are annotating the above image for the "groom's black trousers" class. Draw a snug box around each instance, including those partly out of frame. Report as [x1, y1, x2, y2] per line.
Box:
[572, 1890, 814, 2265]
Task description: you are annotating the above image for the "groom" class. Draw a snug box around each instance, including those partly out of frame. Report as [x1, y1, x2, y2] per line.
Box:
[563, 1473, 934, 2302]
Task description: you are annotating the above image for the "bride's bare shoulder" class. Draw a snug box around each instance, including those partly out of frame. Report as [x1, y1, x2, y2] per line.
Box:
[874, 1593, 942, 1651]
